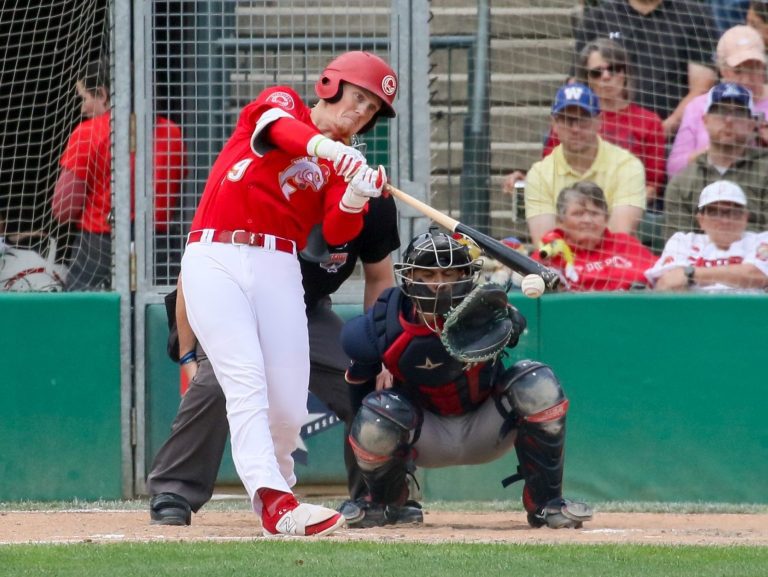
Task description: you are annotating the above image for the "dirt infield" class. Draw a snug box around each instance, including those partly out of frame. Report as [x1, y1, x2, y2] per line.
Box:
[2, 509, 767, 546]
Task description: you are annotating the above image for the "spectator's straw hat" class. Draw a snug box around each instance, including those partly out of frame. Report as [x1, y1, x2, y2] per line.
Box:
[717, 25, 766, 67]
[698, 181, 747, 208]
[551, 83, 600, 116]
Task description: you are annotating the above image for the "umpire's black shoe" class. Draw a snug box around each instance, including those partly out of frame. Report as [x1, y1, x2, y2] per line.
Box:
[339, 498, 423, 528]
[150, 492, 192, 526]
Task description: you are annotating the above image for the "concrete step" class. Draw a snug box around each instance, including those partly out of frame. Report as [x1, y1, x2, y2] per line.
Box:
[431, 104, 551, 145]
[430, 38, 575, 76]
[433, 0, 577, 8]
[235, 4, 390, 37]
[431, 6, 578, 38]
[424, 174, 529, 240]
[430, 72, 566, 106]
[430, 140, 543, 176]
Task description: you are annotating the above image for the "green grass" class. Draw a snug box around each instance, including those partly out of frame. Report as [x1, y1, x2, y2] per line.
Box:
[0, 542, 765, 577]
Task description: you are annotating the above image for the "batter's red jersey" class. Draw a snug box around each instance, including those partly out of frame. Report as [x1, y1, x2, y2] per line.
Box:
[59, 113, 185, 233]
[190, 87, 363, 250]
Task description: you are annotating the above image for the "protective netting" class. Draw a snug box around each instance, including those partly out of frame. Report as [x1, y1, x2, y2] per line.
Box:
[429, 0, 768, 293]
[4, 1, 767, 294]
[147, 0, 394, 289]
[0, 1, 108, 291]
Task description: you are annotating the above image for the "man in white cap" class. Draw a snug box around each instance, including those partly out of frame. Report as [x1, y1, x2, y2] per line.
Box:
[647, 180, 768, 291]
[669, 25, 768, 177]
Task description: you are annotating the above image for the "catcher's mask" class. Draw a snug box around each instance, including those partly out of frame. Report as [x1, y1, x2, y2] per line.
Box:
[394, 231, 482, 320]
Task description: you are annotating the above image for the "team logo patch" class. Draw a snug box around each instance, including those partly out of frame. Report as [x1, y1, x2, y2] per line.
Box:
[381, 75, 397, 96]
[320, 252, 349, 273]
[757, 242, 768, 262]
[279, 158, 330, 199]
[265, 91, 295, 110]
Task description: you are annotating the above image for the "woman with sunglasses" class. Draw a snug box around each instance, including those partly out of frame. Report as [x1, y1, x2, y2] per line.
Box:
[542, 38, 665, 205]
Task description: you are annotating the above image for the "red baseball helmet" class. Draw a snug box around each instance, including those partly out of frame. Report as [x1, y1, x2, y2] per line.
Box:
[315, 51, 398, 119]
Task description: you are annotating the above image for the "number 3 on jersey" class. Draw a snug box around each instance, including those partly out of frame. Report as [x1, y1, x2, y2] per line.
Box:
[227, 158, 253, 182]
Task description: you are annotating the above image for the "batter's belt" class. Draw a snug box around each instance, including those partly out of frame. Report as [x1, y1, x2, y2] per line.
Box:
[187, 229, 296, 255]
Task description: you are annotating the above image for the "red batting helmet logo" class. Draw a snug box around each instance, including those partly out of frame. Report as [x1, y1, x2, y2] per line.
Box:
[381, 75, 397, 96]
[279, 158, 330, 199]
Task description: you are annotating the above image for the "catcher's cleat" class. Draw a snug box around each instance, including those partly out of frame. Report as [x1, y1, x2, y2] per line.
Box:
[527, 498, 593, 529]
[149, 492, 192, 526]
[339, 498, 424, 528]
[261, 494, 346, 537]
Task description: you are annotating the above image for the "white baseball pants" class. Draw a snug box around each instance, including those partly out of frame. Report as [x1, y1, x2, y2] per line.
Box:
[181, 241, 309, 514]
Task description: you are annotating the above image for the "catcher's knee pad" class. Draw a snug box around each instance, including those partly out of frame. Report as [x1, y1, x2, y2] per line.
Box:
[349, 391, 422, 505]
[349, 390, 421, 472]
[495, 360, 569, 512]
[494, 360, 568, 435]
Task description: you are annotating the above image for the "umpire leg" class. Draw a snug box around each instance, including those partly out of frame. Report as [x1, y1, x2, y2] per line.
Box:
[146, 349, 228, 524]
[306, 297, 366, 499]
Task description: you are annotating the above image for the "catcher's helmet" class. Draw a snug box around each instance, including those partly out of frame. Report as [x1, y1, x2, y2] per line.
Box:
[315, 51, 398, 132]
[395, 231, 482, 317]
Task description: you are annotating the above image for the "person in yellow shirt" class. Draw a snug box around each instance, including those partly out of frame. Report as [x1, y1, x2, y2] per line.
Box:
[517, 84, 646, 246]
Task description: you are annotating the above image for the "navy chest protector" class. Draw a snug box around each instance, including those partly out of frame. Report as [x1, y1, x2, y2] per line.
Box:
[369, 288, 495, 416]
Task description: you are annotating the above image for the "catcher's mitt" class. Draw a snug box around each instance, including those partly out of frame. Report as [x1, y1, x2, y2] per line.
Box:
[440, 282, 526, 363]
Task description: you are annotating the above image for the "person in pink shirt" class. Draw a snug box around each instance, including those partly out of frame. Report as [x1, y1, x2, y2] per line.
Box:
[533, 181, 657, 291]
[668, 25, 768, 177]
[540, 38, 665, 203]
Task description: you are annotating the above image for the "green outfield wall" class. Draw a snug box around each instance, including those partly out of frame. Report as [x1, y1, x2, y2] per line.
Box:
[0, 293, 121, 501]
[1, 293, 765, 503]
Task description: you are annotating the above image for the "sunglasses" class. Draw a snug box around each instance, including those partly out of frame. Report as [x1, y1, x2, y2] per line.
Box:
[587, 64, 626, 79]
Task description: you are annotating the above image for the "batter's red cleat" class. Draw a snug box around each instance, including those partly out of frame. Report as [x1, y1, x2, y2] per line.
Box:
[259, 489, 346, 537]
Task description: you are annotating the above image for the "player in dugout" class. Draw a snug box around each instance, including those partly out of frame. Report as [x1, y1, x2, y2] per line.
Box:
[176, 51, 397, 537]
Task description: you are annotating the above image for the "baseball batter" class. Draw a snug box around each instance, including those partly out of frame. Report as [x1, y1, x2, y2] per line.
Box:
[180, 51, 397, 537]
[147, 194, 400, 526]
[339, 231, 593, 529]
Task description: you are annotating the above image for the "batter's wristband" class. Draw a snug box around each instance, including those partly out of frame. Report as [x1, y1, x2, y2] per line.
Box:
[179, 351, 197, 366]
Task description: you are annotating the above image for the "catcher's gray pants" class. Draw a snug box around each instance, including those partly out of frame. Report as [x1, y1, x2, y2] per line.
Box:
[146, 296, 362, 511]
[414, 398, 517, 468]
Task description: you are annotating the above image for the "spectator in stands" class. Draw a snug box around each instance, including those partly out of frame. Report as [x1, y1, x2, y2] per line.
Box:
[663, 82, 768, 238]
[746, 0, 768, 46]
[511, 83, 646, 246]
[533, 181, 657, 291]
[52, 59, 185, 290]
[647, 180, 768, 291]
[668, 25, 768, 177]
[575, 0, 718, 137]
[710, 0, 751, 35]
[541, 38, 665, 203]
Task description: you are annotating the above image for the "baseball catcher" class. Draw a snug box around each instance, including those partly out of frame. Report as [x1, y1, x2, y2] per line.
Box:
[339, 230, 593, 529]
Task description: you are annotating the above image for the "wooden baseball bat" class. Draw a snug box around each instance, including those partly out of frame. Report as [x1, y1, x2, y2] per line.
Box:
[385, 183, 560, 290]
